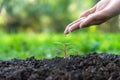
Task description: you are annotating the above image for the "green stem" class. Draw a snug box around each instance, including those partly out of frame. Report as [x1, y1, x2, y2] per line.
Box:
[64, 45, 67, 58]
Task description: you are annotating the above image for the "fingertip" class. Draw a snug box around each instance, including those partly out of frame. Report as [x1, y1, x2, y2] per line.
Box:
[68, 26, 75, 33]
[64, 18, 84, 34]
[64, 31, 68, 35]
[64, 30, 67, 35]
[64, 29, 69, 35]
[64, 27, 72, 35]
[64, 23, 73, 35]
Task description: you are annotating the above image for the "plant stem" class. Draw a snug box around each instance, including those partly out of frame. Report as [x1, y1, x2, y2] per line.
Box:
[64, 45, 66, 59]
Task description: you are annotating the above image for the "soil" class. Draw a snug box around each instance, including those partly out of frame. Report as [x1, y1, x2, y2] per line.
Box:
[0, 53, 120, 80]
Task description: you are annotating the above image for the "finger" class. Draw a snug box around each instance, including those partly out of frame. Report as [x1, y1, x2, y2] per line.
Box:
[90, 19, 106, 25]
[79, 7, 96, 18]
[64, 18, 84, 34]
[67, 17, 85, 27]
[68, 21, 81, 33]
[79, 12, 100, 28]
[64, 19, 80, 34]
[79, 11, 108, 28]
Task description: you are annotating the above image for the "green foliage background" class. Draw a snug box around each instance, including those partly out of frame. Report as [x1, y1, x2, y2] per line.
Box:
[0, 32, 120, 60]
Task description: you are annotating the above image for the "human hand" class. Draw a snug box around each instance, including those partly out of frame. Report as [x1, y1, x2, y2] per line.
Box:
[64, 0, 120, 34]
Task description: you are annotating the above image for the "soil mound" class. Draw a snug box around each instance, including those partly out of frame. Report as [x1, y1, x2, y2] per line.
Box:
[0, 53, 120, 80]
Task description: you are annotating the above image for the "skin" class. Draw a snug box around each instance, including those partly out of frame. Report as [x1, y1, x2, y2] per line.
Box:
[64, 0, 120, 34]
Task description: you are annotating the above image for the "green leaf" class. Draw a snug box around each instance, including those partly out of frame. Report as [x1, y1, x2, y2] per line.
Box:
[54, 42, 63, 45]
[64, 42, 71, 46]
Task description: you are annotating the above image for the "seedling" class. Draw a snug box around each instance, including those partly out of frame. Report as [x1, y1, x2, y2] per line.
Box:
[55, 41, 71, 58]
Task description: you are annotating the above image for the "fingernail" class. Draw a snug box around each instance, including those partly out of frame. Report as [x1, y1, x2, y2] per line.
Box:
[64, 31, 67, 34]
[64, 30, 68, 34]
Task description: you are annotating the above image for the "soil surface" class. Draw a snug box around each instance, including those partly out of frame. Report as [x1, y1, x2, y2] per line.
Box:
[0, 53, 120, 80]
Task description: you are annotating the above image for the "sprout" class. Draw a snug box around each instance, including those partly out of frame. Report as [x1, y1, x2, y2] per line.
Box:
[54, 42, 71, 58]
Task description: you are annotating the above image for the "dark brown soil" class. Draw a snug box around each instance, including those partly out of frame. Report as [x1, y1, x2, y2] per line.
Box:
[0, 53, 120, 80]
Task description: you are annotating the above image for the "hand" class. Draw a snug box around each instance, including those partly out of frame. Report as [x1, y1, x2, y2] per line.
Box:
[64, 0, 120, 34]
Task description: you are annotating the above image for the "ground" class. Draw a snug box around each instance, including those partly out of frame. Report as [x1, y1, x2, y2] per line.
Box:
[0, 53, 120, 80]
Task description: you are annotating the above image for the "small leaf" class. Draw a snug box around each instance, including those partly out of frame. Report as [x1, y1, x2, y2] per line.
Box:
[54, 42, 63, 45]
[64, 43, 71, 46]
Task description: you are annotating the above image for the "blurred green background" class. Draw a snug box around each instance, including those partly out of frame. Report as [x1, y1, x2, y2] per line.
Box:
[0, 0, 120, 60]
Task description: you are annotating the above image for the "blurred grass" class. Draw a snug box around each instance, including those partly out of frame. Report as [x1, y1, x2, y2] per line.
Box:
[0, 32, 120, 60]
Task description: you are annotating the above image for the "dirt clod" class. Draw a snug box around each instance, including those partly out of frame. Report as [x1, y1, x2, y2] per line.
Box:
[0, 53, 120, 80]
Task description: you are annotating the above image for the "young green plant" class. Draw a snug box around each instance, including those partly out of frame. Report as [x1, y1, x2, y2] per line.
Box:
[55, 42, 71, 58]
